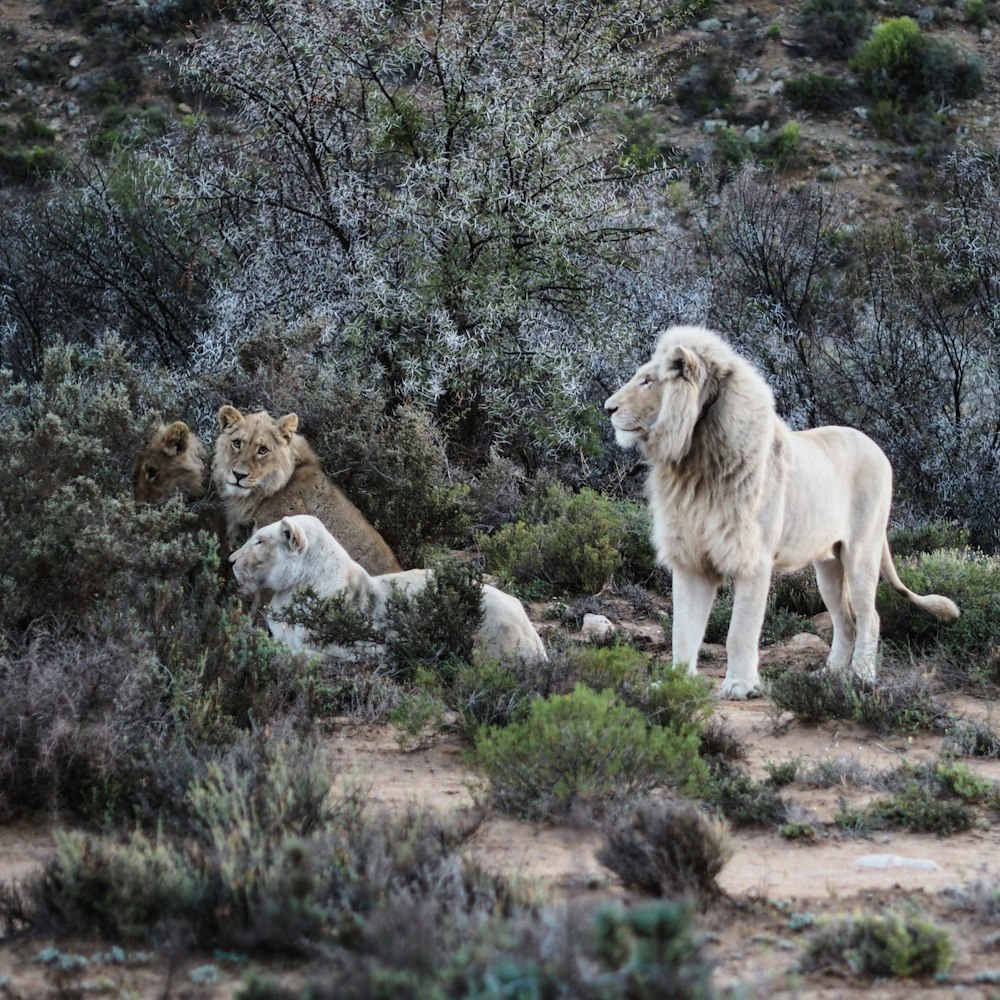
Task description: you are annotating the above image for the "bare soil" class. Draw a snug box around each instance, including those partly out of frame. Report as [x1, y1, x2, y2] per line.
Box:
[6, 621, 1000, 998]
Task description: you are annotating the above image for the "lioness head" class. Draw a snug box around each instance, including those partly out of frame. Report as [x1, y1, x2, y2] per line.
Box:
[213, 405, 300, 500]
[604, 327, 721, 464]
[133, 420, 206, 504]
[230, 515, 310, 597]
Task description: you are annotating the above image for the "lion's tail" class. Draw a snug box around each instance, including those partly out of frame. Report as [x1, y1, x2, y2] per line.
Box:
[880, 538, 961, 622]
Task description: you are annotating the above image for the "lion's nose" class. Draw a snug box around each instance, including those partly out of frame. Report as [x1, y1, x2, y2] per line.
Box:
[604, 400, 618, 416]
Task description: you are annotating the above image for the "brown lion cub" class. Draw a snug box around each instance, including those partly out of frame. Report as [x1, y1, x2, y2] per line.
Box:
[213, 405, 402, 575]
[134, 420, 206, 504]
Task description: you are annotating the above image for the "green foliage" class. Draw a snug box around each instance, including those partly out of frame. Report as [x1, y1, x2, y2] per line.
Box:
[879, 549, 1000, 667]
[964, 0, 989, 28]
[850, 17, 983, 104]
[800, 0, 869, 59]
[598, 798, 732, 899]
[478, 483, 655, 595]
[705, 766, 790, 829]
[766, 667, 948, 735]
[785, 74, 858, 114]
[889, 519, 970, 559]
[700, 584, 815, 647]
[802, 908, 954, 978]
[674, 49, 733, 117]
[474, 684, 707, 821]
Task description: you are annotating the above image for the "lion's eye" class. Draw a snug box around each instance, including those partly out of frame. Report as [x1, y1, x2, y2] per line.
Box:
[145, 466, 158, 481]
[232, 439, 242, 451]
[257, 445, 269, 456]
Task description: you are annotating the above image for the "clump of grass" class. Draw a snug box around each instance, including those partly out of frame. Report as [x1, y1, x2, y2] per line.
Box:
[473, 684, 707, 821]
[766, 666, 949, 735]
[802, 908, 954, 978]
[598, 798, 733, 901]
[944, 718, 1000, 758]
[705, 766, 790, 829]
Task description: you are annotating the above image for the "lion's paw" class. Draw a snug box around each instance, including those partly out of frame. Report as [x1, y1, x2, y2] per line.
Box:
[720, 676, 761, 700]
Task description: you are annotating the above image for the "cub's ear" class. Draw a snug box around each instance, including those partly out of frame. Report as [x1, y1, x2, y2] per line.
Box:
[218, 405, 243, 429]
[162, 421, 191, 455]
[280, 517, 308, 554]
[667, 345, 701, 383]
[276, 413, 299, 440]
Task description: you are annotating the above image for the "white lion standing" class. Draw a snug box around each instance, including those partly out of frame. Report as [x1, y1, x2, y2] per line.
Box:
[605, 325, 959, 699]
[230, 514, 548, 663]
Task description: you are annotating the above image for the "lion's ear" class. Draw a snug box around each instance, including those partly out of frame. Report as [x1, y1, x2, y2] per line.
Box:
[218, 405, 243, 429]
[276, 413, 299, 440]
[163, 421, 191, 455]
[668, 345, 702, 384]
[280, 517, 308, 554]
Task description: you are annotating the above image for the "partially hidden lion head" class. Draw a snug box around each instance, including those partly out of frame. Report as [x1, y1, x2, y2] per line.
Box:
[604, 326, 725, 465]
[229, 516, 306, 597]
[213, 405, 300, 501]
[133, 420, 206, 504]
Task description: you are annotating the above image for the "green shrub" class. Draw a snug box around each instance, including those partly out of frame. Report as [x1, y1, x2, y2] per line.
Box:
[802, 908, 954, 977]
[878, 548, 1000, 665]
[890, 519, 971, 559]
[598, 798, 732, 900]
[674, 49, 733, 117]
[474, 684, 707, 821]
[705, 766, 790, 828]
[478, 483, 654, 595]
[964, 0, 989, 28]
[850, 17, 983, 103]
[785, 74, 858, 114]
[800, 0, 869, 59]
[700, 584, 815, 647]
[766, 666, 949, 735]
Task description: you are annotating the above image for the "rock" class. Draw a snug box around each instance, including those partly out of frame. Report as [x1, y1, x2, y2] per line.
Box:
[736, 66, 762, 85]
[744, 125, 763, 143]
[581, 613, 614, 639]
[698, 18, 724, 32]
[65, 75, 80, 91]
[769, 65, 791, 81]
[785, 633, 829, 654]
[69, 53, 83, 68]
[177, 102, 193, 114]
[768, 81, 785, 96]
[981, 27, 993, 42]
[852, 854, 941, 871]
[701, 118, 729, 133]
[811, 611, 834, 634]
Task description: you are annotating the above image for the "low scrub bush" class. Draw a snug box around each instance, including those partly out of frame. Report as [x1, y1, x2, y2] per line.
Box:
[889, 519, 970, 559]
[701, 585, 816, 647]
[766, 666, 949, 734]
[474, 684, 707, 821]
[850, 17, 982, 104]
[705, 766, 790, 829]
[802, 908, 954, 978]
[799, 0, 869, 59]
[785, 74, 858, 114]
[478, 482, 656, 595]
[598, 798, 732, 901]
[878, 549, 1000, 667]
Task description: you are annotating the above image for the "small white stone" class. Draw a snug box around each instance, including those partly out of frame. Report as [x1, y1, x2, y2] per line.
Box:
[852, 854, 941, 871]
[581, 613, 614, 638]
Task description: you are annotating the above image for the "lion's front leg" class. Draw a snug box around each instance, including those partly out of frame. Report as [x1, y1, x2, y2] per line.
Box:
[670, 567, 719, 675]
[721, 569, 771, 699]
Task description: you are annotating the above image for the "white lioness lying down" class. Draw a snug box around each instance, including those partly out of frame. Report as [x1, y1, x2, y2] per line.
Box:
[230, 514, 548, 663]
[605, 325, 960, 699]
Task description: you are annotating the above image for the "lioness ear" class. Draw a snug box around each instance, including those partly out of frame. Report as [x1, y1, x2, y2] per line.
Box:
[163, 421, 191, 455]
[276, 413, 299, 440]
[668, 345, 702, 384]
[218, 405, 243, 429]
[280, 517, 308, 554]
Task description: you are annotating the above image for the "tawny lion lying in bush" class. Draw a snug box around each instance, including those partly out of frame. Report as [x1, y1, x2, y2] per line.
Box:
[230, 514, 548, 663]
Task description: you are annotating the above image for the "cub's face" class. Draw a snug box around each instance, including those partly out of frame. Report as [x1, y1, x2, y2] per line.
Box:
[603, 359, 666, 450]
[229, 519, 300, 596]
[134, 421, 205, 504]
[213, 406, 299, 499]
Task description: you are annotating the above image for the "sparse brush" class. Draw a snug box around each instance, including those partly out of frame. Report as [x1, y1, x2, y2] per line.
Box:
[766, 665, 949, 735]
[802, 907, 954, 978]
[944, 718, 1000, 758]
[598, 798, 732, 901]
[705, 764, 790, 829]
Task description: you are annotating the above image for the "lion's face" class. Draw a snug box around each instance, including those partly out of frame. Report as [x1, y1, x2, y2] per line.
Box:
[229, 517, 308, 596]
[213, 406, 299, 500]
[133, 421, 205, 504]
[605, 338, 714, 464]
[603, 359, 666, 450]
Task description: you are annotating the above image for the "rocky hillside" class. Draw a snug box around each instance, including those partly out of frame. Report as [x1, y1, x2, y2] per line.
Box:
[2, 0, 999, 209]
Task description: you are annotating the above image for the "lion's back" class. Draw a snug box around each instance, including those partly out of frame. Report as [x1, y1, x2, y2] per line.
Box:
[255, 463, 402, 575]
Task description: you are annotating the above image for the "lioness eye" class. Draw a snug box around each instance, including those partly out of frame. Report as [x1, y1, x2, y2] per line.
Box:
[232, 439, 242, 451]
[146, 467, 158, 480]
[257, 445, 268, 456]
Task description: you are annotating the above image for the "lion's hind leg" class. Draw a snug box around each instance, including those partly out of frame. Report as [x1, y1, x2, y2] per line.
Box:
[814, 557, 855, 673]
[841, 544, 882, 682]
